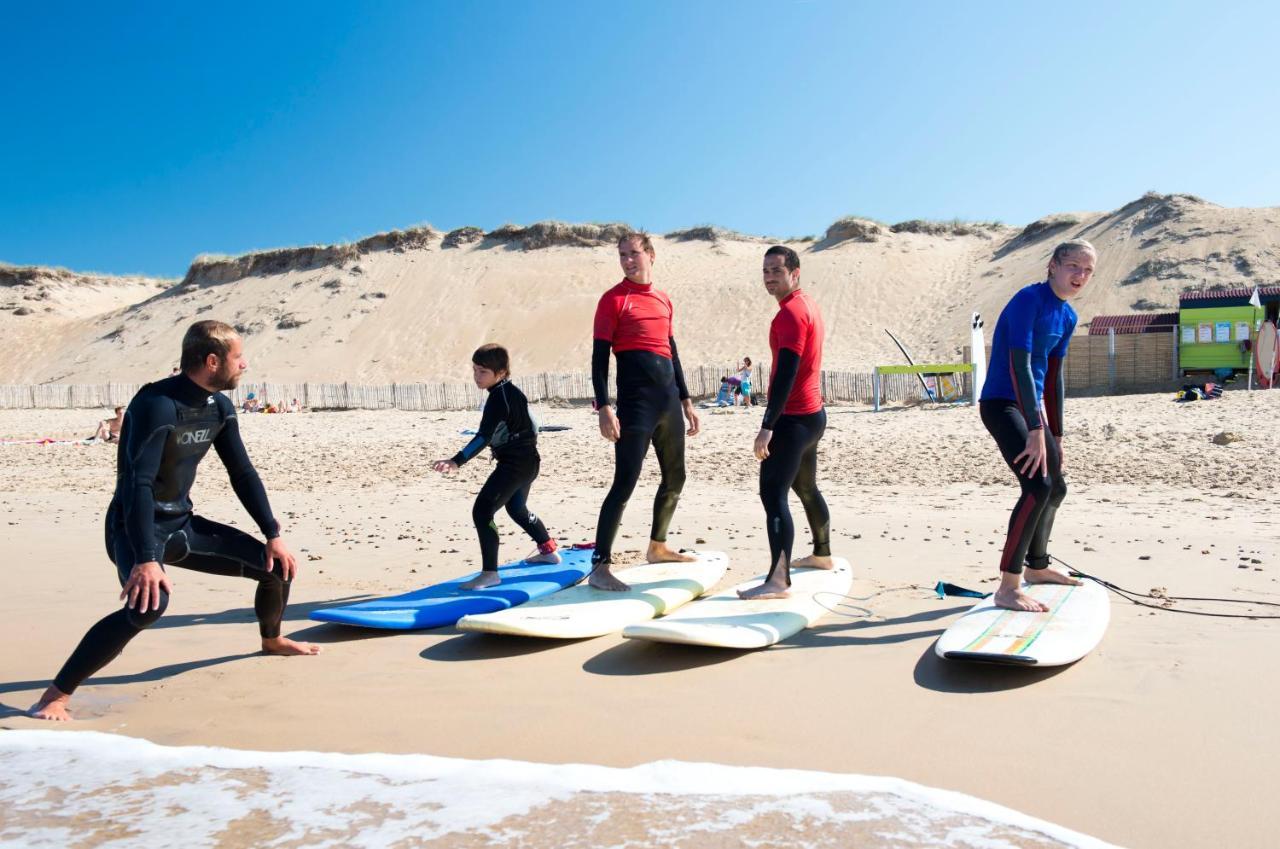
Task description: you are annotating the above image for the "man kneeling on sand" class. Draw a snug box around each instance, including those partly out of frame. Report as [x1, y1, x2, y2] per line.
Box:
[30, 320, 319, 721]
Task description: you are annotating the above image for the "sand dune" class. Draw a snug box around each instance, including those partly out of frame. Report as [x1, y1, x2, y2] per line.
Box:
[2, 192, 1278, 384]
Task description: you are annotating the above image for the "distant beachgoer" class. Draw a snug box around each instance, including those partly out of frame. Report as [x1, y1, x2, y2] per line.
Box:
[432, 344, 559, 590]
[287, 398, 303, 413]
[242, 392, 260, 414]
[28, 320, 318, 722]
[739, 246, 833, 600]
[92, 406, 125, 443]
[736, 357, 754, 406]
[715, 377, 735, 407]
[590, 231, 700, 591]
[978, 239, 1095, 612]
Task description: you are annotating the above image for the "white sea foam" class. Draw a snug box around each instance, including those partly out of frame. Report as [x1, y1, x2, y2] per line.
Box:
[0, 730, 1120, 848]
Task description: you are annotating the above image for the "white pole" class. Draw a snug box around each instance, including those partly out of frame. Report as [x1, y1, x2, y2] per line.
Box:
[971, 312, 986, 410]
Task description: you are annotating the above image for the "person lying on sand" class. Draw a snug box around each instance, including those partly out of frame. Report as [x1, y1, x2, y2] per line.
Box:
[91, 406, 125, 443]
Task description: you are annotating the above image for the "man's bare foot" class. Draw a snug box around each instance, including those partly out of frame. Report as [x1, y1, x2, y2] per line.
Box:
[790, 554, 834, 570]
[262, 636, 321, 656]
[1024, 566, 1081, 587]
[28, 685, 72, 721]
[588, 565, 632, 592]
[461, 572, 502, 590]
[646, 541, 697, 563]
[993, 586, 1050, 612]
[738, 577, 790, 600]
[524, 551, 561, 565]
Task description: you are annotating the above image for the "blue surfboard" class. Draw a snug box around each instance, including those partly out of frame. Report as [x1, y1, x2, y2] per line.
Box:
[308, 547, 593, 630]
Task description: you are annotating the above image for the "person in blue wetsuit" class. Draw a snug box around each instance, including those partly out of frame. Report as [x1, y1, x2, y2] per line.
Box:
[433, 344, 559, 590]
[29, 321, 318, 722]
[979, 239, 1096, 612]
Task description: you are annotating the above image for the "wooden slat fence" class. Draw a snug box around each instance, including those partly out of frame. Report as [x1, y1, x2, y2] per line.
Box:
[0, 332, 1183, 411]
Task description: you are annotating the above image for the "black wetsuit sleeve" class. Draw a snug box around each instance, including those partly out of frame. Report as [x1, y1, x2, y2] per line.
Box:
[592, 339, 612, 410]
[121, 395, 175, 565]
[213, 411, 280, 539]
[1009, 347, 1044, 431]
[668, 336, 690, 402]
[452, 392, 500, 466]
[1044, 355, 1065, 437]
[761, 348, 801, 431]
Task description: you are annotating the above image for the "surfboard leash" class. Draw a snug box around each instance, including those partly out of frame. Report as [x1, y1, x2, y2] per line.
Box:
[1051, 555, 1280, 620]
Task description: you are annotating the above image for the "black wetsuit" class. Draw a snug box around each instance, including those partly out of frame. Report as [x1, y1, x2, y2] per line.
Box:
[52, 374, 287, 695]
[451, 379, 553, 571]
[979, 281, 1075, 574]
[759, 289, 830, 583]
[590, 342, 690, 565]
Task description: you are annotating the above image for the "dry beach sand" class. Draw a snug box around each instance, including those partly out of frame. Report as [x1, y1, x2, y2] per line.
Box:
[1, 390, 1278, 847]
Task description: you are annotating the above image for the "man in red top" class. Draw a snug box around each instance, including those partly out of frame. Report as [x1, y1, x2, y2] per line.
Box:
[589, 231, 701, 591]
[739, 245, 833, 600]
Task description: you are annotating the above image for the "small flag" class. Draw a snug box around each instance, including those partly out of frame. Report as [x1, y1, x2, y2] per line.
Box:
[1249, 287, 1262, 308]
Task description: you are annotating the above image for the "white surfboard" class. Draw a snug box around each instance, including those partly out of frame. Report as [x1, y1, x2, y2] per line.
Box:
[454, 552, 727, 639]
[1255, 320, 1277, 387]
[935, 579, 1110, 666]
[622, 559, 852, 649]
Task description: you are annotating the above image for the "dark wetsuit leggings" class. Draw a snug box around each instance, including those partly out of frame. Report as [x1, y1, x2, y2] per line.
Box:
[594, 381, 686, 564]
[52, 513, 290, 695]
[474, 456, 552, 571]
[760, 409, 831, 584]
[981, 399, 1067, 574]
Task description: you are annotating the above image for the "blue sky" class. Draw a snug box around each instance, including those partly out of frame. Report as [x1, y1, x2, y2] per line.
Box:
[3, 1, 1278, 277]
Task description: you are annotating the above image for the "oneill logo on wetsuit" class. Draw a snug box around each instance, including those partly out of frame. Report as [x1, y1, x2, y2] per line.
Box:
[177, 428, 213, 446]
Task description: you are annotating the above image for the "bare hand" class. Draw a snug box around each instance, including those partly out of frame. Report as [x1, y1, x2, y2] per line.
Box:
[1015, 428, 1049, 478]
[120, 561, 172, 613]
[265, 537, 298, 581]
[754, 428, 773, 461]
[682, 400, 701, 436]
[598, 406, 620, 443]
[432, 459, 459, 474]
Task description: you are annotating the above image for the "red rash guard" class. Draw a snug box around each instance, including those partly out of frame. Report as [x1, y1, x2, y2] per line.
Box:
[593, 279, 674, 358]
[770, 289, 825, 415]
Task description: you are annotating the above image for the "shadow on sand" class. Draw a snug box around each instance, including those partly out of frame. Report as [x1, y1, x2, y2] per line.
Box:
[1, 652, 260, 716]
[913, 645, 1070, 693]
[149, 596, 375, 631]
[420, 632, 580, 663]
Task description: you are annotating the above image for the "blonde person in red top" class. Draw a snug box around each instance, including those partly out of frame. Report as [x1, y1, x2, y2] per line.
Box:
[589, 231, 701, 591]
[739, 246, 833, 600]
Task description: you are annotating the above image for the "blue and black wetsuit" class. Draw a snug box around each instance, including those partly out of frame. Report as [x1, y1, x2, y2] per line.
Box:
[980, 281, 1076, 574]
[451, 379, 553, 571]
[52, 374, 288, 695]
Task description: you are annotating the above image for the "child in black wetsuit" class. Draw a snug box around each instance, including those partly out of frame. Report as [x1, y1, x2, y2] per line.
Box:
[432, 344, 559, 589]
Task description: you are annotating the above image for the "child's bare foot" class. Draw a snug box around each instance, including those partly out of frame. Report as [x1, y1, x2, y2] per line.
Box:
[461, 572, 502, 590]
